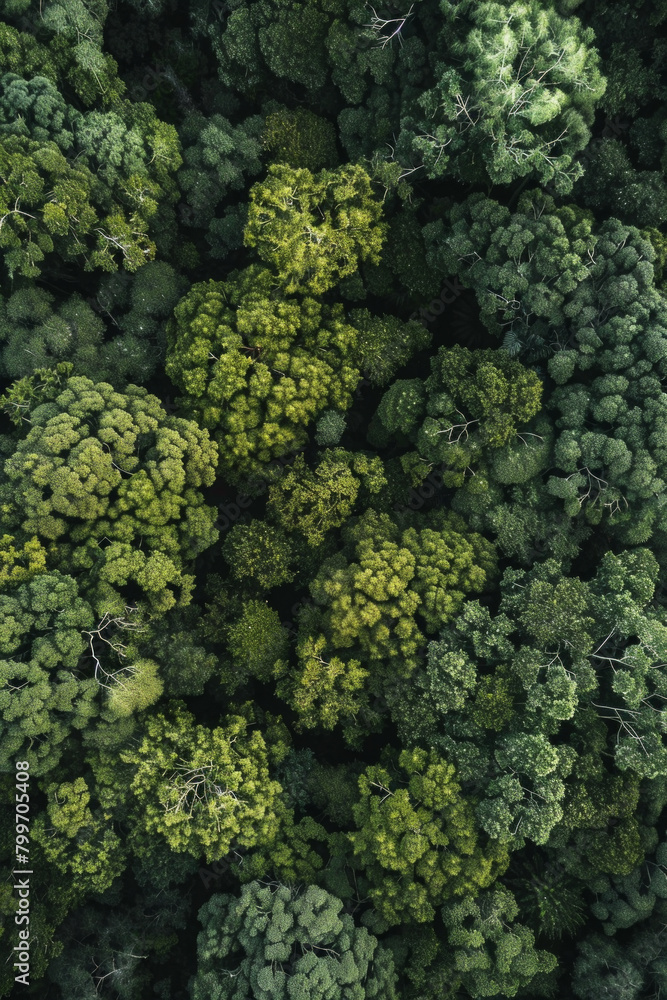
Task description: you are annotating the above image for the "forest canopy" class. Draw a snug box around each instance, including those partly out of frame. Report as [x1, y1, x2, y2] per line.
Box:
[1, 1, 667, 999]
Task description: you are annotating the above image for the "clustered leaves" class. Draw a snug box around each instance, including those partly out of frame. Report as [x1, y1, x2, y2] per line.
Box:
[1, 2, 667, 1000]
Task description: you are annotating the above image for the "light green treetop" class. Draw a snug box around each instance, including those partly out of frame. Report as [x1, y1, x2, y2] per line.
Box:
[166, 265, 362, 480]
[244, 162, 387, 296]
[1, 367, 219, 614]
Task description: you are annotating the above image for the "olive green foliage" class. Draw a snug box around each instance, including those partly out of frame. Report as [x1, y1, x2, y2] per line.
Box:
[222, 522, 296, 592]
[0, 571, 98, 775]
[225, 599, 290, 685]
[305, 509, 497, 685]
[371, 345, 543, 485]
[244, 163, 387, 295]
[0, 368, 219, 614]
[120, 703, 283, 862]
[166, 265, 362, 479]
[1, 2, 666, 997]
[0, 533, 48, 589]
[274, 632, 369, 734]
[348, 748, 508, 927]
[349, 310, 431, 387]
[262, 105, 339, 171]
[0, 134, 152, 277]
[32, 776, 126, 902]
[267, 450, 386, 547]
[0, 88, 182, 279]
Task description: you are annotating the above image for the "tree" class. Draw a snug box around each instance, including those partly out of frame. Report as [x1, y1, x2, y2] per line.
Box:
[178, 110, 264, 230]
[511, 856, 586, 941]
[262, 104, 338, 172]
[362, 207, 443, 304]
[573, 926, 667, 1000]
[581, 0, 667, 118]
[0, 367, 219, 615]
[367, 379, 426, 447]
[370, 345, 543, 485]
[347, 747, 508, 927]
[44, 843, 195, 1000]
[0, 265, 183, 389]
[390, 551, 667, 852]
[221, 522, 296, 592]
[91, 259, 187, 386]
[0, 62, 182, 278]
[589, 847, 666, 935]
[224, 598, 290, 687]
[31, 776, 126, 903]
[0, 16, 125, 111]
[0, 571, 98, 776]
[267, 449, 386, 547]
[440, 886, 557, 997]
[544, 220, 667, 543]
[165, 265, 362, 480]
[428, 192, 667, 543]
[134, 602, 217, 698]
[244, 163, 387, 296]
[397, 0, 605, 191]
[71, 99, 181, 204]
[424, 190, 597, 355]
[200, 0, 347, 98]
[0, 533, 48, 589]
[348, 310, 431, 387]
[119, 702, 284, 862]
[0, 72, 78, 151]
[0, 134, 158, 278]
[314, 410, 347, 447]
[191, 881, 399, 1000]
[0, 286, 106, 382]
[306, 509, 496, 686]
[274, 632, 369, 733]
[573, 137, 667, 228]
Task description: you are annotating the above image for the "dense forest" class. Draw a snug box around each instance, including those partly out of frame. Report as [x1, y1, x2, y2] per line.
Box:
[1, 0, 667, 996]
